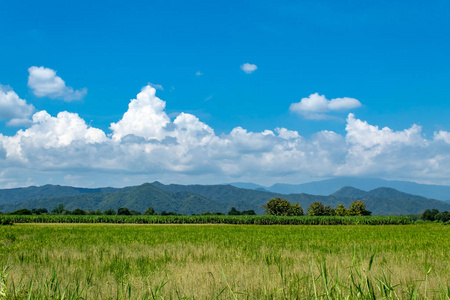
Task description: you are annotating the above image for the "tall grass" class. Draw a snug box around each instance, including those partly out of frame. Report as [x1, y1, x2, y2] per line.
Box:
[0, 223, 447, 299]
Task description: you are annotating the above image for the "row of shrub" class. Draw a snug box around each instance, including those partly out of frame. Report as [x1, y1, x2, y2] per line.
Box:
[0, 214, 414, 225]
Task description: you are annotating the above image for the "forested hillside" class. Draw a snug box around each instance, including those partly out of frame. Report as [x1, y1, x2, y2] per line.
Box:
[0, 182, 449, 215]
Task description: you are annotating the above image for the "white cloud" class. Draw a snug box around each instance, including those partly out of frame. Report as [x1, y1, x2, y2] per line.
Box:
[110, 85, 171, 141]
[195, 71, 203, 76]
[0, 85, 35, 126]
[1, 86, 450, 187]
[290, 93, 361, 119]
[240, 63, 258, 74]
[28, 66, 87, 101]
[434, 131, 450, 143]
[149, 83, 163, 90]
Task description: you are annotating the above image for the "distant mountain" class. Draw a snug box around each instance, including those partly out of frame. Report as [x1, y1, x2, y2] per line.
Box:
[331, 186, 368, 198]
[151, 182, 450, 215]
[0, 182, 449, 216]
[0, 184, 126, 205]
[0, 183, 225, 215]
[328, 186, 450, 215]
[227, 182, 266, 190]
[248, 177, 450, 201]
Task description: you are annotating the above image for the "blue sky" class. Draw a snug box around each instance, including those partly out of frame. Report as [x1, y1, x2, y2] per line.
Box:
[1, 0, 450, 188]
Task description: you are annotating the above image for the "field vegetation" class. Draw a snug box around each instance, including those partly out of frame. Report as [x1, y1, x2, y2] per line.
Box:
[0, 223, 448, 299]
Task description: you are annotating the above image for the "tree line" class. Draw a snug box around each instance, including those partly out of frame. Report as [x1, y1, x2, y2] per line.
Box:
[419, 209, 450, 222]
[3, 204, 257, 216]
[264, 198, 371, 216]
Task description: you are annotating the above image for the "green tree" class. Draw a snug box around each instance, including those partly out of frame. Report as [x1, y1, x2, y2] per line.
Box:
[72, 208, 87, 215]
[241, 210, 256, 215]
[307, 202, 325, 216]
[31, 208, 48, 215]
[103, 209, 116, 215]
[8, 209, 32, 215]
[435, 211, 450, 222]
[348, 201, 371, 216]
[264, 198, 304, 216]
[144, 207, 157, 215]
[117, 207, 131, 215]
[89, 209, 102, 215]
[227, 207, 241, 215]
[52, 203, 65, 214]
[335, 204, 348, 216]
[324, 205, 335, 216]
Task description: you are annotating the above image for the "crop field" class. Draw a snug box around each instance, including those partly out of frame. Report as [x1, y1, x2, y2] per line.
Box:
[0, 223, 448, 299]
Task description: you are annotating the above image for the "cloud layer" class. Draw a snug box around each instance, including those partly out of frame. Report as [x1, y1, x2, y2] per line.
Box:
[290, 93, 362, 119]
[28, 66, 87, 101]
[0, 85, 449, 188]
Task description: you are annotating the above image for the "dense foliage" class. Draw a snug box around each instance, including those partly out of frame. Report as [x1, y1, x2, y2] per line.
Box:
[420, 209, 450, 222]
[264, 198, 304, 216]
[265, 199, 372, 217]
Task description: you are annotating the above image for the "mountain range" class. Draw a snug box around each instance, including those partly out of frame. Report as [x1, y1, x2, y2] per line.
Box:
[0, 179, 449, 215]
[229, 177, 450, 202]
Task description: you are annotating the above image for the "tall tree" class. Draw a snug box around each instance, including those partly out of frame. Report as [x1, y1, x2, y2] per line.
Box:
[348, 201, 371, 216]
[264, 198, 304, 216]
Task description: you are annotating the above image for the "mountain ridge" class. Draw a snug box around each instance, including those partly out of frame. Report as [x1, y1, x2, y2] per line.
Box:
[229, 177, 450, 201]
[0, 182, 449, 215]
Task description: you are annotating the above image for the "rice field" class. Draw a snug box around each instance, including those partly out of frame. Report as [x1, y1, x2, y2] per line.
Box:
[0, 223, 448, 299]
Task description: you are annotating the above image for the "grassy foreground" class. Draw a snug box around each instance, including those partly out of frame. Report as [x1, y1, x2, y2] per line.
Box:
[0, 224, 448, 299]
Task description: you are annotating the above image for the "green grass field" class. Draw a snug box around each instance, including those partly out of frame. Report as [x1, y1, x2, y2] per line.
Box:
[0, 223, 448, 299]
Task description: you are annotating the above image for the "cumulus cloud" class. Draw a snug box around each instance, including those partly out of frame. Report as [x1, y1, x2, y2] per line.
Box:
[195, 71, 203, 76]
[28, 66, 87, 101]
[290, 93, 361, 119]
[1, 85, 450, 188]
[110, 85, 171, 141]
[0, 85, 35, 126]
[240, 63, 257, 74]
[434, 131, 450, 144]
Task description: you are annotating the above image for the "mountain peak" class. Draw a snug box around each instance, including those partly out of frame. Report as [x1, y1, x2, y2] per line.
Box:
[331, 186, 368, 198]
[367, 187, 426, 199]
